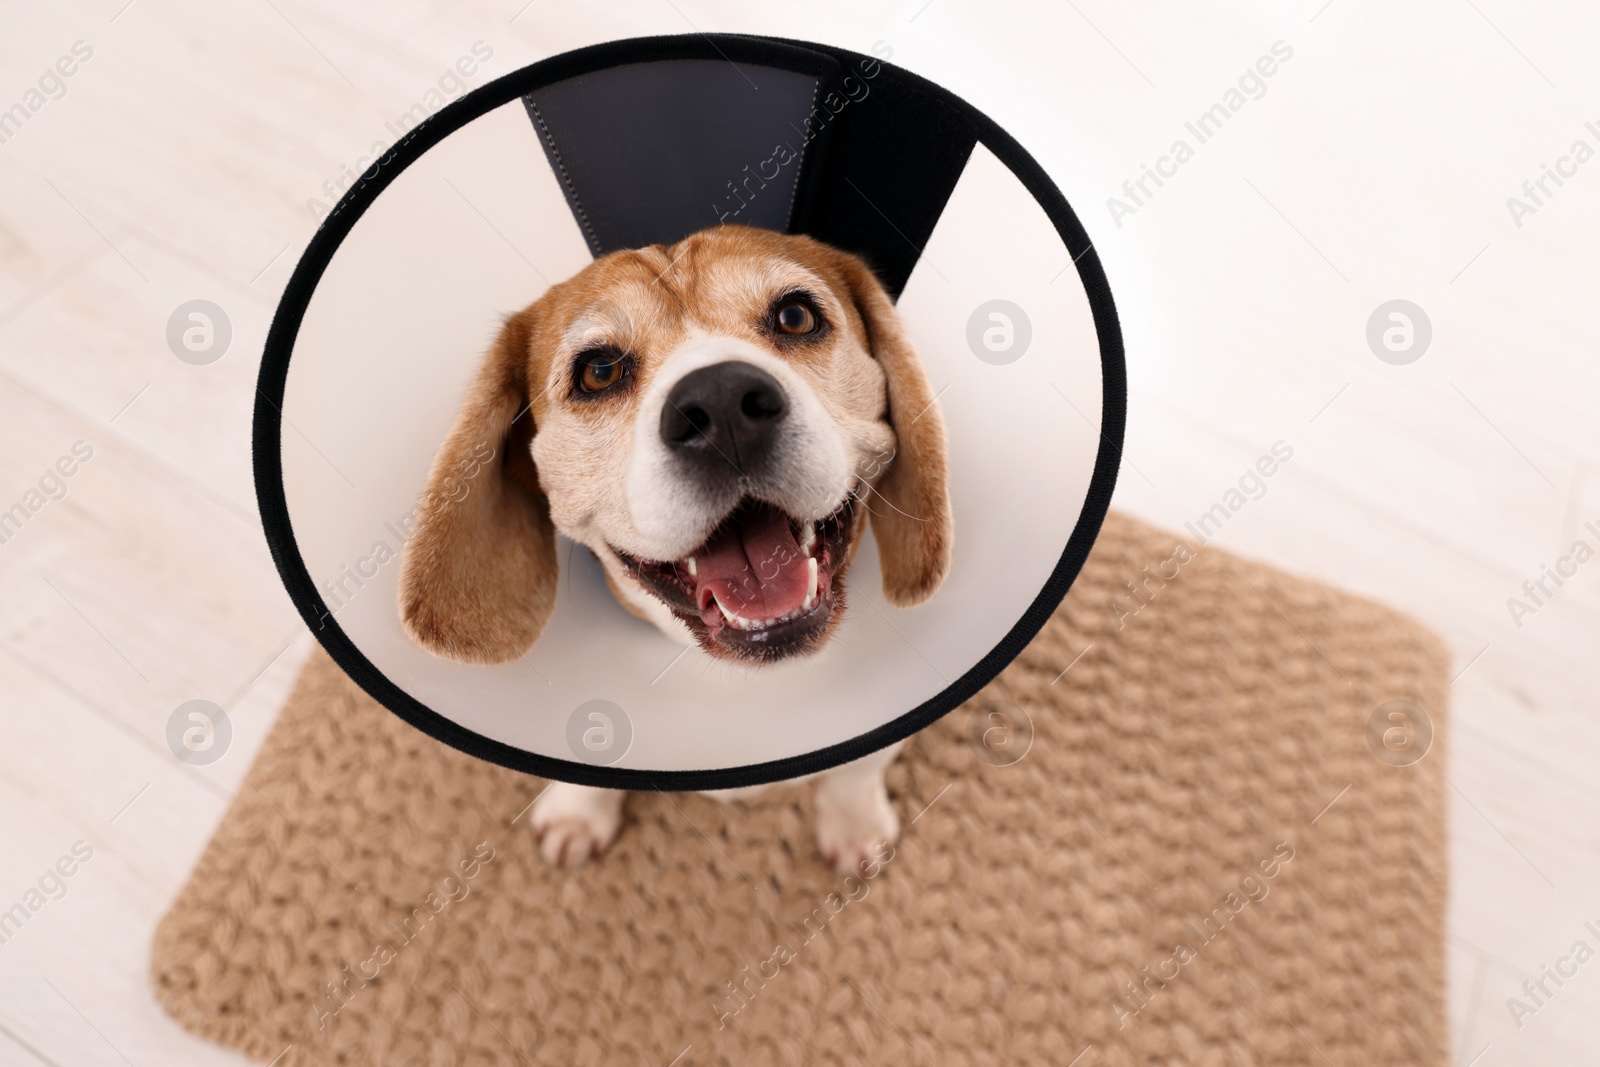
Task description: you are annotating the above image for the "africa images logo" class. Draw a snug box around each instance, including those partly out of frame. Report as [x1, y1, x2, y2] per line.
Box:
[0, 40, 94, 147]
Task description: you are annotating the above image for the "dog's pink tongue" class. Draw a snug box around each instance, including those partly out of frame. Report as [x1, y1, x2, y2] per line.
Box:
[694, 503, 809, 623]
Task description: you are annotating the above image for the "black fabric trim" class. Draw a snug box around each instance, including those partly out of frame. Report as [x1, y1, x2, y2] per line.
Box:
[253, 33, 1126, 791]
[522, 96, 605, 258]
[782, 74, 822, 232]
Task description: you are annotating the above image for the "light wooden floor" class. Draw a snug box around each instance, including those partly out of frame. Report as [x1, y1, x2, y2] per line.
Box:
[1, 2, 1595, 1064]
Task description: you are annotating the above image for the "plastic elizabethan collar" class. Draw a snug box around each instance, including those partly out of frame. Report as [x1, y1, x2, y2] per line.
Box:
[256, 35, 1124, 790]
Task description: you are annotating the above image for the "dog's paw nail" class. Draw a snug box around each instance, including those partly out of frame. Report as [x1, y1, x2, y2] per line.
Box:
[815, 790, 899, 875]
[536, 817, 608, 867]
[826, 841, 882, 876]
[816, 811, 898, 875]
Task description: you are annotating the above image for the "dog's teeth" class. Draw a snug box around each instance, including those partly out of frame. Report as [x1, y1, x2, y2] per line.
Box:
[684, 555, 696, 577]
[798, 521, 817, 557]
[716, 598, 764, 631]
[802, 557, 819, 611]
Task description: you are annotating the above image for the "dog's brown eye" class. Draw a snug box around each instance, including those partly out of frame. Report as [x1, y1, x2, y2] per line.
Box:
[774, 300, 818, 336]
[576, 350, 628, 394]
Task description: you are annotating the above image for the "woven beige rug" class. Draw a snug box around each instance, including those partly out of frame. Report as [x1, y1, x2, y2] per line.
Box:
[152, 512, 1449, 1066]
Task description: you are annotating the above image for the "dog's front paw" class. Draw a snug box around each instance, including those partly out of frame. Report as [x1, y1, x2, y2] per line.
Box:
[535, 818, 614, 866]
[529, 783, 624, 867]
[814, 787, 900, 876]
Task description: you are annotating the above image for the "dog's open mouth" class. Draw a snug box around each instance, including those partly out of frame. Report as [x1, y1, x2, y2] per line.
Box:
[614, 497, 857, 662]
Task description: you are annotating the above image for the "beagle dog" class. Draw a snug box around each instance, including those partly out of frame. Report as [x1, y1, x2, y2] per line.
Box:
[398, 224, 951, 874]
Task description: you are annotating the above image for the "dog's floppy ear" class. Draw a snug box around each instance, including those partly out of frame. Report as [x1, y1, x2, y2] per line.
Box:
[834, 252, 954, 607]
[398, 307, 558, 663]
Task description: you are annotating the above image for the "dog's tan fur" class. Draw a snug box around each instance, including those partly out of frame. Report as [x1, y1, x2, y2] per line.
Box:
[397, 309, 557, 664]
[398, 224, 950, 871]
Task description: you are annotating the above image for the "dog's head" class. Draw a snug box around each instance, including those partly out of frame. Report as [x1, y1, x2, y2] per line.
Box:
[398, 224, 951, 665]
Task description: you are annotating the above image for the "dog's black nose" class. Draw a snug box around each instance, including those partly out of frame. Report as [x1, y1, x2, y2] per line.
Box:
[660, 361, 789, 474]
